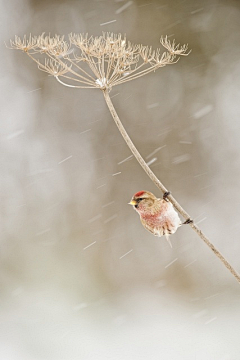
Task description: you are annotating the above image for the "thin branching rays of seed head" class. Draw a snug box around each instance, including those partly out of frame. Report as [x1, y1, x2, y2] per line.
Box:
[9, 33, 190, 90]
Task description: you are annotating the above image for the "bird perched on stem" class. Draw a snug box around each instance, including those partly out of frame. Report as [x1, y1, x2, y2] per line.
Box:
[129, 190, 182, 247]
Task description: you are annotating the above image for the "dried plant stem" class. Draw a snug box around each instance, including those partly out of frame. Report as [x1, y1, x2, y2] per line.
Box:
[10, 33, 239, 282]
[103, 89, 240, 284]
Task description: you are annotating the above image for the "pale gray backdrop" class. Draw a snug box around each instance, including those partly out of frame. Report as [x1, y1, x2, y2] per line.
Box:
[1, 0, 240, 359]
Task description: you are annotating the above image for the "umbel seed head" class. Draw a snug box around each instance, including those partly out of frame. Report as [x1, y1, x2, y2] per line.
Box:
[9, 32, 190, 91]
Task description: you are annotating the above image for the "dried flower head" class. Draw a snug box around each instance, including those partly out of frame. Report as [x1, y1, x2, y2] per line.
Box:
[9, 32, 190, 90]
[10, 34, 38, 53]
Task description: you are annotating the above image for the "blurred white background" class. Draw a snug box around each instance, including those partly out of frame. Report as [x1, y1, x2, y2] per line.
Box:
[1, 0, 240, 359]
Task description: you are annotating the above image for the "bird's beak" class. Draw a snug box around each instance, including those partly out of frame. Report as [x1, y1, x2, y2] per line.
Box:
[128, 199, 137, 206]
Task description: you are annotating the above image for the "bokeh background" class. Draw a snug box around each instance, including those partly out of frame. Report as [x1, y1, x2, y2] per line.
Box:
[1, 0, 240, 359]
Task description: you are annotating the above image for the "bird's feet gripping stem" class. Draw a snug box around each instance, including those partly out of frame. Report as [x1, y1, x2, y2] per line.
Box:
[163, 191, 171, 202]
[183, 218, 193, 225]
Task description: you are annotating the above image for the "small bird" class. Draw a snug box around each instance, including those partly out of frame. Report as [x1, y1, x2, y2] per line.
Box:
[129, 190, 182, 247]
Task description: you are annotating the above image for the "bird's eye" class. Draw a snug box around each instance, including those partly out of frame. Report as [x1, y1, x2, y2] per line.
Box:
[139, 198, 143, 201]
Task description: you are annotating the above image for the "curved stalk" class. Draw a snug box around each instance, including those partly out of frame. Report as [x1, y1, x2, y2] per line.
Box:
[103, 89, 240, 284]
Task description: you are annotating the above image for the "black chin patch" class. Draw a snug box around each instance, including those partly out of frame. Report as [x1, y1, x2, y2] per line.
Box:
[134, 204, 138, 209]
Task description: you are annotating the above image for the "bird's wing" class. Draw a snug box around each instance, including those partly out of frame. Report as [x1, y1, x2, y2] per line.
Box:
[140, 218, 158, 235]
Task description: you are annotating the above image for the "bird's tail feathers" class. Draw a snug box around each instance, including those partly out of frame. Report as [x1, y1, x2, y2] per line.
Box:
[165, 234, 172, 248]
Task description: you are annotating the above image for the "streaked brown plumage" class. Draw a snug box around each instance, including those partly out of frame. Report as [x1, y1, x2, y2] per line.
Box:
[129, 190, 181, 247]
